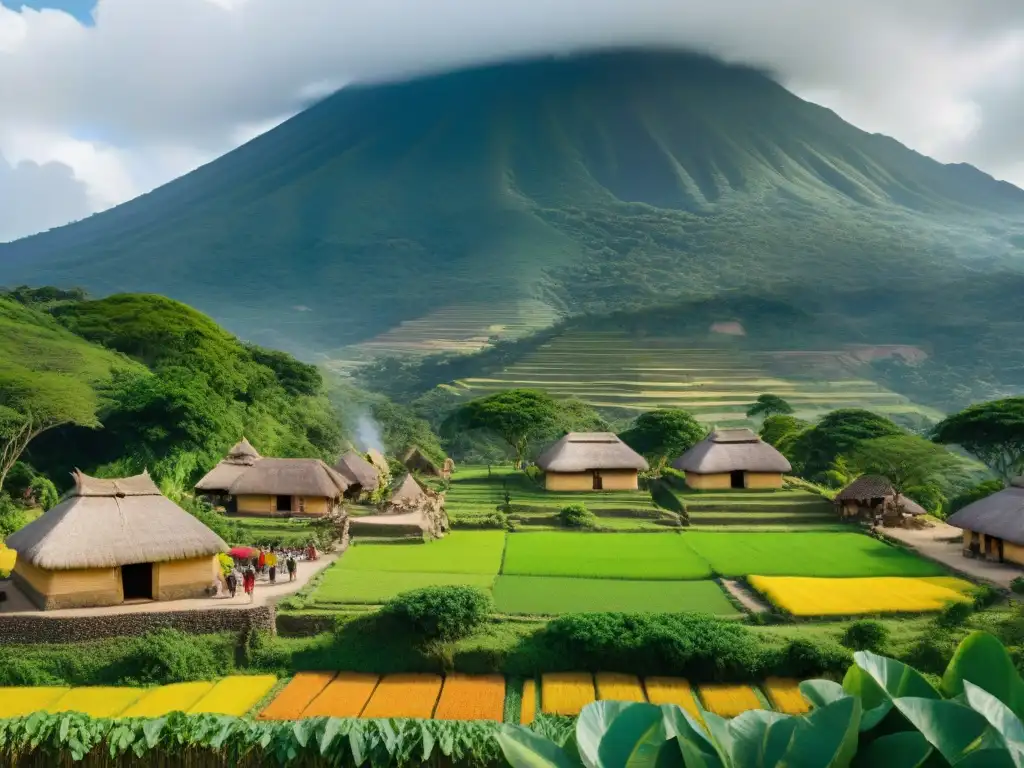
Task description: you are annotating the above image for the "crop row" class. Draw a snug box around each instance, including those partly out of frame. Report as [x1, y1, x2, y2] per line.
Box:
[749, 575, 975, 616]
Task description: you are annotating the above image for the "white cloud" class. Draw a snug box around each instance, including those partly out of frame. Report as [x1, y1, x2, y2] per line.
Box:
[2, 0, 1024, 238]
[0, 151, 92, 242]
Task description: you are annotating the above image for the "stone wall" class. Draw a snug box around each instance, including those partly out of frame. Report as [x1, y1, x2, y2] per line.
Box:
[0, 605, 275, 645]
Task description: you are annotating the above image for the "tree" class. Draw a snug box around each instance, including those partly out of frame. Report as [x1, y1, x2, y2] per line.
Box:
[746, 394, 794, 419]
[789, 408, 904, 479]
[619, 409, 706, 467]
[845, 435, 968, 515]
[758, 415, 809, 461]
[0, 368, 99, 492]
[932, 397, 1024, 483]
[441, 389, 561, 467]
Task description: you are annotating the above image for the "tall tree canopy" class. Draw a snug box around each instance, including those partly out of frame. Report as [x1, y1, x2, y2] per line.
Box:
[619, 409, 707, 467]
[931, 397, 1024, 483]
[845, 434, 970, 506]
[746, 394, 794, 419]
[788, 408, 904, 479]
[758, 415, 809, 455]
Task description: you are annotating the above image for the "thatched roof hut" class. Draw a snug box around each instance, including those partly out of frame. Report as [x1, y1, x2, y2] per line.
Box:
[402, 446, 443, 477]
[227, 459, 350, 498]
[536, 433, 648, 491]
[334, 451, 381, 494]
[194, 437, 262, 494]
[391, 474, 427, 506]
[366, 449, 390, 476]
[349, 474, 449, 540]
[834, 475, 928, 519]
[671, 428, 790, 490]
[5, 471, 227, 610]
[948, 479, 1024, 561]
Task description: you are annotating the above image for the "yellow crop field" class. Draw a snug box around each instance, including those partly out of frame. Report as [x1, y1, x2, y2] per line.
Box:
[48, 687, 144, 718]
[541, 673, 595, 716]
[698, 685, 762, 718]
[749, 575, 974, 616]
[121, 682, 214, 718]
[361, 674, 443, 719]
[643, 678, 702, 722]
[0, 687, 69, 718]
[189, 676, 277, 716]
[302, 673, 379, 718]
[433, 674, 505, 721]
[259, 673, 336, 720]
[595, 673, 646, 702]
[0, 545, 15, 574]
[762, 678, 809, 715]
[520, 680, 536, 725]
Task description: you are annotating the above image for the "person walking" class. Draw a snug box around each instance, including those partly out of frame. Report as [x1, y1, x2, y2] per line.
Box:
[267, 550, 278, 584]
[286, 554, 297, 582]
[243, 566, 256, 602]
[226, 567, 239, 599]
[257, 548, 266, 576]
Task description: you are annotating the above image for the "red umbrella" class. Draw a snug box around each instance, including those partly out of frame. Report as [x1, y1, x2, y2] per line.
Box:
[229, 546, 256, 559]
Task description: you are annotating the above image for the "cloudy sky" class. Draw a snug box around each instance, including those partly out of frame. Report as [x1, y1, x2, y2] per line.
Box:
[2, 0, 1024, 242]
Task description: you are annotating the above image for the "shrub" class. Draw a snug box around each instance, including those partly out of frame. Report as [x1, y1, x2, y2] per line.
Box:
[559, 503, 595, 529]
[772, 638, 852, 678]
[935, 600, 974, 630]
[383, 586, 493, 643]
[903, 636, 955, 674]
[1011, 578, 1024, 596]
[117, 629, 235, 685]
[840, 619, 889, 652]
[541, 613, 764, 680]
[974, 583, 1003, 608]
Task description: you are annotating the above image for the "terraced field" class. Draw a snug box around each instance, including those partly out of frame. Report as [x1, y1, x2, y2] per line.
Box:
[452, 331, 939, 425]
[446, 465, 838, 530]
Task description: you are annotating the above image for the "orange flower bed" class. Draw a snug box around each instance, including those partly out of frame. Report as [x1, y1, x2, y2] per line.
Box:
[259, 672, 337, 720]
[433, 674, 505, 721]
[541, 673, 595, 716]
[595, 673, 646, 702]
[302, 673, 379, 718]
[361, 674, 443, 719]
[520, 679, 537, 725]
[698, 684, 762, 718]
[643, 677, 702, 722]
[762, 678, 810, 715]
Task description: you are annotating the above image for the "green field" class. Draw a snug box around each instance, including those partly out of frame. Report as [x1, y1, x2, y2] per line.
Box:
[338, 532, 506, 575]
[685, 532, 945, 579]
[452, 331, 940, 426]
[313, 570, 497, 605]
[491, 575, 737, 615]
[502, 533, 711, 580]
[233, 516, 320, 547]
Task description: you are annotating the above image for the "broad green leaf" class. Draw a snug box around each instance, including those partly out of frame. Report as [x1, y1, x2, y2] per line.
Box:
[799, 680, 848, 709]
[944, 632, 1024, 720]
[894, 696, 1008, 765]
[659, 705, 724, 768]
[783, 695, 861, 768]
[586, 702, 666, 768]
[498, 725, 581, 768]
[846, 652, 940, 732]
[963, 681, 1024, 768]
[852, 732, 931, 768]
[697, 705, 733, 759]
[726, 710, 790, 766]
[577, 701, 649, 768]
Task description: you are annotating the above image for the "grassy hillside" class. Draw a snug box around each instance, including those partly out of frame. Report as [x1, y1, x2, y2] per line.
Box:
[1, 51, 1022, 356]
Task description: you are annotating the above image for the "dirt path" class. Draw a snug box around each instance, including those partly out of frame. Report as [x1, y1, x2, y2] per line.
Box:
[721, 578, 770, 614]
[0, 552, 339, 617]
[884, 524, 1021, 589]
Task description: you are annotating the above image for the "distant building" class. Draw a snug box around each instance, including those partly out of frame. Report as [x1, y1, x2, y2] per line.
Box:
[195, 438, 351, 517]
[536, 432, 649, 491]
[5, 471, 227, 610]
[671, 428, 791, 490]
[947, 478, 1024, 566]
[834, 475, 926, 524]
[402, 446, 443, 477]
[334, 450, 382, 497]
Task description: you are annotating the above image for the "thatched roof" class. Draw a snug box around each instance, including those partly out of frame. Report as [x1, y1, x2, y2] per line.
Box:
[366, 449, 390, 475]
[5, 471, 227, 571]
[227, 459, 350, 498]
[947, 478, 1024, 544]
[335, 451, 380, 490]
[671, 428, 791, 474]
[834, 475, 927, 516]
[402, 446, 442, 476]
[536, 433, 649, 472]
[194, 438, 262, 493]
[391, 474, 427, 506]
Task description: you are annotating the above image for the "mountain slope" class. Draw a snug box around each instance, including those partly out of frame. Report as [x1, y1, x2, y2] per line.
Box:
[2, 50, 1022, 356]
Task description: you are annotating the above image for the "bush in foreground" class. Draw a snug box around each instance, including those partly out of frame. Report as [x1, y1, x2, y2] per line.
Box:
[840, 619, 889, 652]
[558, 503, 595, 529]
[383, 586, 493, 643]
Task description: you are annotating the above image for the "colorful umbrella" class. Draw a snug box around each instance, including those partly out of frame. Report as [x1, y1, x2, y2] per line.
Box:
[229, 546, 256, 559]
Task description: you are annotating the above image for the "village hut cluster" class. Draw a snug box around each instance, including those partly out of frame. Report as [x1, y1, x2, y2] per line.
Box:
[832, 475, 926, 527]
[948, 477, 1024, 566]
[5, 471, 227, 610]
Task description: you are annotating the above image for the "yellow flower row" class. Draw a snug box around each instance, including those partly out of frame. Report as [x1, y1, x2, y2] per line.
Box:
[302, 673, 380, 718]
[189, 676, 278, 717]
[520, 680, 537, 725]
[259, 673, 335, 720]
[594, 673, 646, 703]
[697, 685, 763, 719]
[541, 673, 596, 716]
[762, 678, 810, 715]
[434, 674, 506, 721]
[122, 682, 214, 718]
[644, 677, 702, 722]
[361, 674, 443, 719]
[749, 575, 974, 617]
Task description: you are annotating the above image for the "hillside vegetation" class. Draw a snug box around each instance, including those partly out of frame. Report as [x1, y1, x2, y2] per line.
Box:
[1, 51, 1022, 356]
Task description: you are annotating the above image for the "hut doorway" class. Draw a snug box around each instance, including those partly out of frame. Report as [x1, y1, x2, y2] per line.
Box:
[592, 471, 603, 490]
[121, 563, 153, 601]
[275, 495, 292, 514]
[730, 471, 745, 489]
